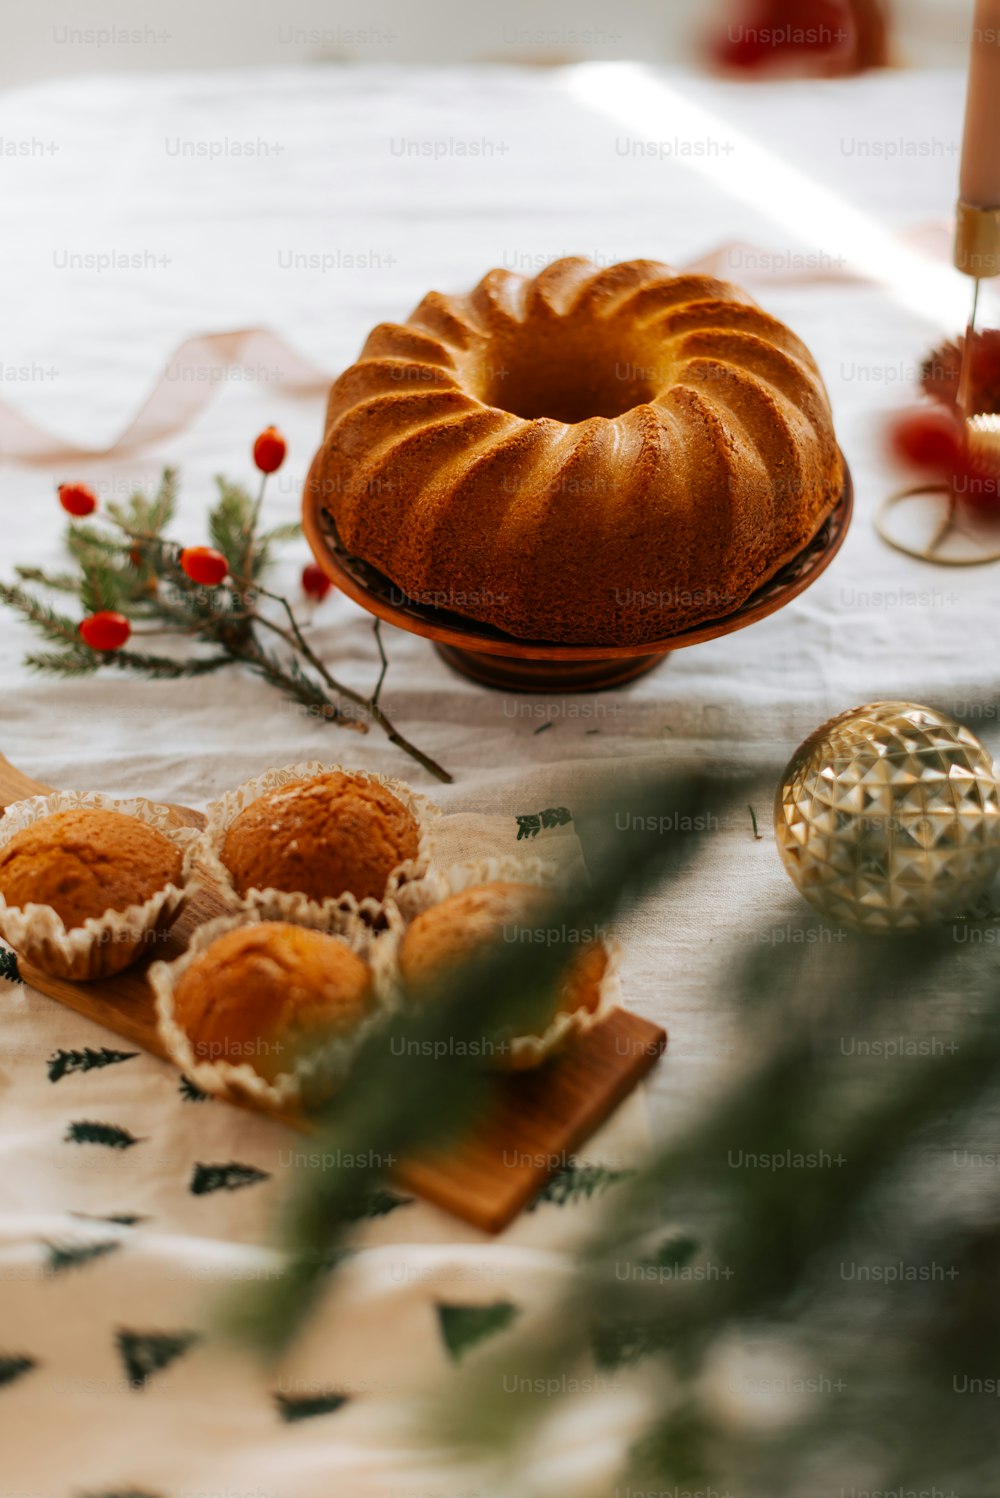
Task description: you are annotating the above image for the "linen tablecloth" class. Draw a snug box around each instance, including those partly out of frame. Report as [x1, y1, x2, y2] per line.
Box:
[0, 60, 994, 1495]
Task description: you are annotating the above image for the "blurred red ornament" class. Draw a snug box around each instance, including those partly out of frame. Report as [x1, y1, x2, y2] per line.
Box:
[302, 562, 333, 601]
[79, 611, 131, 651]
[180, 546, 228, 586]
[887, 406, 1000, 521]
[710, 0, 889, 77]
[253, 426, 287, 474]
[889, 408, 966, 476]
[58, 482, 98, 517]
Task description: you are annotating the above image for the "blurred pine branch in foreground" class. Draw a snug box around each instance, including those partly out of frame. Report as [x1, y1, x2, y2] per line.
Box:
[235, 765, 1000, 1497]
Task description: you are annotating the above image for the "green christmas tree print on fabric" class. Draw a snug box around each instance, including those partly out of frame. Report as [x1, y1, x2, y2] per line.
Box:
[0, 948, 22, 984]
[275, 1391, 350, 1422]
[71, 1212, 147, 1227]
[343, 1188, 412, 1220]
[527, 1161, 632, 1209]
[116, 1330, 200, 1390]
[80, 1490, 162, 1498]
[46, 1238, 121, 1275]
[48, 1047, 138, 1082]
[590, 1318, 659, 1371]
[190, 1162, 270, 1195]
[436, 1302, 519, 1362]
[0, 1353, 36, 1389]
[515, 807, 573, 840]
[65, 1121, 142, 1150]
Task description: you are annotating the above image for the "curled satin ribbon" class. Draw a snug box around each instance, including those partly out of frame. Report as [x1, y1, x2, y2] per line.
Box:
[0, 328, 331, 467]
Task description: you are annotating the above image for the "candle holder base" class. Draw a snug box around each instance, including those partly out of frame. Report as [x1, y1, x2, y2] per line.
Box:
[876, 483, 1000, 565]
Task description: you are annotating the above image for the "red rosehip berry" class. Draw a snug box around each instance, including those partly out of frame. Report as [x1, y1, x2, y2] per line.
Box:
[58, 482, 98, 517]
[253, 425, 287, 474]
[302, 562, 333, 601]
[79, 611, 131, 652]
[180, 546, 229, 587]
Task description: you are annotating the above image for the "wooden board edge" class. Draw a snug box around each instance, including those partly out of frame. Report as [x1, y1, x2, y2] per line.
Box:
[396, 1013, 668, 1233]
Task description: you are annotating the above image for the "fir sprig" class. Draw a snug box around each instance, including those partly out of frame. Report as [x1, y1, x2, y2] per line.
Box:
[1, 462, 451, 783]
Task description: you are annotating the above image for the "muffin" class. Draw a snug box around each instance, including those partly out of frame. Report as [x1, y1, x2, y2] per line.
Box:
[218, 770, 421, 907]
[0, 803, 189, 980]
[168, 921, 374, 1089]
[0, 808, 183, 926]
[398, 882, 609, 1062]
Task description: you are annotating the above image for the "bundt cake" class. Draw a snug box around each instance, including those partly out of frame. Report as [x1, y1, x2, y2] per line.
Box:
[306, 257, 844, 645]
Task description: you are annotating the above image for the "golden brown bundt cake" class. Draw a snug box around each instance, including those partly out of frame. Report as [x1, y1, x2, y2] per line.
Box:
[220, 770, 419, 904]
[0, 808, 184, 927]
[398, 882, 608, 1023]
[306, 257, 844, 645]
[171, 921, 373, 1081]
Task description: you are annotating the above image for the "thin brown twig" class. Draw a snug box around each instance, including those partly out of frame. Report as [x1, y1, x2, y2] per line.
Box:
[251, 586, 452, 783]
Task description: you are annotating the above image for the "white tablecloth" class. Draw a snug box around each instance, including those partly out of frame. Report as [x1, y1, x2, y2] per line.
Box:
[0, 60, 994, 1496]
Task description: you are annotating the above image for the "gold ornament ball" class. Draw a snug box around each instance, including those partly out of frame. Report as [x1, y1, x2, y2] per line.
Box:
[775, 701, 1000, 932]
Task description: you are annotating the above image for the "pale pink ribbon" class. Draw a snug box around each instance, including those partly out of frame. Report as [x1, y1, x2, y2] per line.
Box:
[0, 226, 954, 468]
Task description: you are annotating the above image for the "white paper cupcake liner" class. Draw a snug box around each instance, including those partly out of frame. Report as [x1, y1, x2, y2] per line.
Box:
[384, 855, 621, 1070]
[195, 761, 439, 931]
[0, 790, 198, 982]
[150, 907, 401, 1110]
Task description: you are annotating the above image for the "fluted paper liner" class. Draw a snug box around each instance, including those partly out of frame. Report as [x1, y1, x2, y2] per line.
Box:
[196, 761, 439, 930]
[0, 790, 197, 981]
[385, 855, 621, 1069]
[151, 907, 401, 1110]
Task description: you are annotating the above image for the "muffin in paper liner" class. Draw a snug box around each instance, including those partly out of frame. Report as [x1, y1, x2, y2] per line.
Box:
[385, 854, 622, 1070]
[195, 761, 439, 930]
[0, 790, 198, 982]
[150, 907, 401, 1110]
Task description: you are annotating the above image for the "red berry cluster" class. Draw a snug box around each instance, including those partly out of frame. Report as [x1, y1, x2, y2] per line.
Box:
[61, 426, 335, 653]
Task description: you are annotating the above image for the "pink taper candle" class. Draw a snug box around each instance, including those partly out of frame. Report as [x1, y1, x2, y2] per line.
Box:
[960, 0, 1000, 208]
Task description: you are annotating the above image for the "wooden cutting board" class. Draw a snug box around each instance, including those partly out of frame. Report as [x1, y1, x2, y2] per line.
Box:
[0, 754, 666, 1232]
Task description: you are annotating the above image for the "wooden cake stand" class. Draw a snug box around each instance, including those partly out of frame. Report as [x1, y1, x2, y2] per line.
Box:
[303, 463, 853, 693]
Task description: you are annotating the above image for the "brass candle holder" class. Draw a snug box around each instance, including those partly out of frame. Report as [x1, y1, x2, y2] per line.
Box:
[876, 202, 1000, 566]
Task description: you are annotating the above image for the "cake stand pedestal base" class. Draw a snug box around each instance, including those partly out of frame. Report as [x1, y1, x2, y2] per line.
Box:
[434, 644, 669, 693]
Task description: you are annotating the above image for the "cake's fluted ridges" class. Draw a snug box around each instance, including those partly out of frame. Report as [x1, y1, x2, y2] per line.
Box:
[360, 322, 459, 370]
[323, 387, 478, 455]
[328, 408, 512, 569]
[670, 331, 824, 417]
[468, 268, 531, 328]
[408, 290, 483, 349]
[613, 276, 747, 326]
[395, 420, 563, 598]
[528, 258, 605, 318]
[568, 259, 684, 318]
[312, 258, 843, 645]
[325, 358, 460, 414]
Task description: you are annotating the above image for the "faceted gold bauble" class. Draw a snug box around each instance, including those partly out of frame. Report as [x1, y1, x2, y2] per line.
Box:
[775, 702, 1000, 932]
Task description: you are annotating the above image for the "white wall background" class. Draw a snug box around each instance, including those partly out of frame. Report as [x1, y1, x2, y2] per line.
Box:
[0, 0, 978, 87]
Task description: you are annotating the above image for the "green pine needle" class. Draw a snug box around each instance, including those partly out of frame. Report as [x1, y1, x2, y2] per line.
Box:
[14, 565, 81, 593]
[24, 649, 100, 676]
[0, 582, 81, 647]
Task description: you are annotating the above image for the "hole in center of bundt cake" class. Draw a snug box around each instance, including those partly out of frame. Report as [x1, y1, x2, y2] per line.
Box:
[477, 331, 661, 424]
